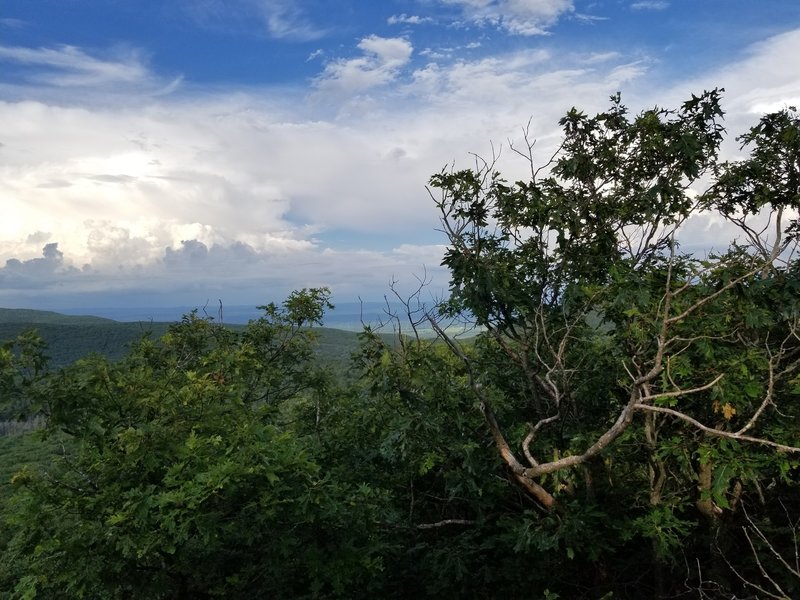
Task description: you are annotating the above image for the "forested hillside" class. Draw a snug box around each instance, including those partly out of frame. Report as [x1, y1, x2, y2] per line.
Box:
[0, 308, 376, 371]
[1, 93, 799, 599]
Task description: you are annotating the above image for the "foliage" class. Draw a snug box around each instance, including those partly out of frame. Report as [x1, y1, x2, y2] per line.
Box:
[427, 91, 800, 596]
[1, 93, 800, 599]
[1, 289, 389, 599]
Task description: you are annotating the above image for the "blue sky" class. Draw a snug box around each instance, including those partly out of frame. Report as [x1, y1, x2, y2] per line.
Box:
[1, 1, 799, 311]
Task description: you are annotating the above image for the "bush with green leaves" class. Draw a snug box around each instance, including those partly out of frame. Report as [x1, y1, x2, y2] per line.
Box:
[1, 289, 388, 600]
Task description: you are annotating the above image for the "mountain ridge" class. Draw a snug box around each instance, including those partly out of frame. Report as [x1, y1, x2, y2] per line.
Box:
[0, 307, 385, 371]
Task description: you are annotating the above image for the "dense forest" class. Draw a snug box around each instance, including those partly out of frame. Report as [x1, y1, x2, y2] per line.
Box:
[1, 90, 799, 599]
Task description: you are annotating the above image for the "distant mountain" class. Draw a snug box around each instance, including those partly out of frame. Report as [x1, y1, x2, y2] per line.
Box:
[0, 308, 117, 326]
[0, 317, 169, 368]
[0, 307, 382, 372]
[55, 301, 436, 330]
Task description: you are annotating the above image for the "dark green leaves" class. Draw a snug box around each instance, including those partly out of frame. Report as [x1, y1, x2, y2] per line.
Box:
[710, 106, 800, 220]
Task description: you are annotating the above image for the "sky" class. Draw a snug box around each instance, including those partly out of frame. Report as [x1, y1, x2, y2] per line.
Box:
[1, 0, 799, 313]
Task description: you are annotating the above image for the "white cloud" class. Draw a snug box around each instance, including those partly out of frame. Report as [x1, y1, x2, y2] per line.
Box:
[441, 0, 574, 35]
[0, 44, 148, 86]
[405, 48, 645, 115]
[631, 1, 669, 10]
[0, 44, 182, 98]
[420, 48, 450, 60]
[0, 89, 450, 301]
[574, 13, 608, 23]
[420, 41, 483, 60]
[0, 237, 448, 308]
[0, 38, 645, 304]
[657, 28, 800, 133]
[180, 0, 324, 41]
[580, 51, 622, 64]
[306, 49, 324, 61]
[0, 18, 25, 28]
[259, 0, 325, 41]
[313, 35, 413, 97]
[388, 14, 434, 26]
[2, 26, 799, 306]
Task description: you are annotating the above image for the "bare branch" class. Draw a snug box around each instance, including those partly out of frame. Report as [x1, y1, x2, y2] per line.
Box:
[523, 386, 642, 478]
[633, 405, 800, 453]
[523, 414, 560, 467]
[736, 343, 777, 436]
[416, 519, 477, 530]
[427, 315, 557, 509]
[637, 373, 724, 404]
[720, 541, 789, 600]
[743, 502, 800, 580]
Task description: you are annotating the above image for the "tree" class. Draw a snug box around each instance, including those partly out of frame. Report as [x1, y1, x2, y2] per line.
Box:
[2, 289, 387, 600]
[427, 90, 800, 595]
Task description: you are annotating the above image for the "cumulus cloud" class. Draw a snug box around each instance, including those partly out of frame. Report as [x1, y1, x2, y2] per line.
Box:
[26, 231, 52, 244]
[441, 0, 574, 35]
[0, 35, 659, 307]
[2, 25, 799, 307]
[84, 222, 159, 269]
[0, 243, 75, 287]
[313, 35, 413, 97]
[0, 237, 448, 308]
